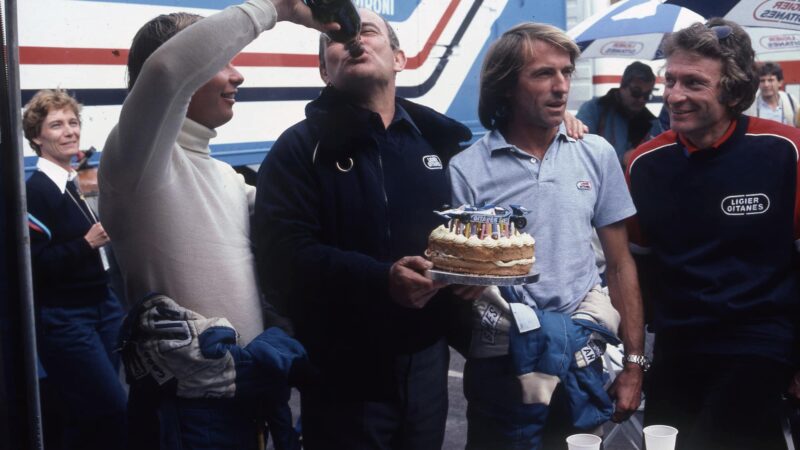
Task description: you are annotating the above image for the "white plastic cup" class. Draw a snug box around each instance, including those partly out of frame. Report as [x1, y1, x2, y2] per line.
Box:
[566, 433, 602, 450]
[643, 425, 678, 450]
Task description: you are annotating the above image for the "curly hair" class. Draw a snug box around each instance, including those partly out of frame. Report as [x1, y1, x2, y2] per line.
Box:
[478, 22, 580, 132]
[661, 18, 758, 116]
[22, 89, 82, 156]
[127, 12, 203, 91]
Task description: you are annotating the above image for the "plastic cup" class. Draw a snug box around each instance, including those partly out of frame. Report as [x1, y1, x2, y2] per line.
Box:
[566, 433, 602, 450]
[643, 425, 678, 450]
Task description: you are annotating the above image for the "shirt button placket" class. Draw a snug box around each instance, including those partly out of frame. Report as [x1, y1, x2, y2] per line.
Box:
[529, 158, 540, 181]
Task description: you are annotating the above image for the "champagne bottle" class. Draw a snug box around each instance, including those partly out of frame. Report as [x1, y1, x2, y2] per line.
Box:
[303, 0, 361, 43]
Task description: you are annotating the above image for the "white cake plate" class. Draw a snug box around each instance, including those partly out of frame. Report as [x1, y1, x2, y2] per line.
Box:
[425, 269, 539, 286]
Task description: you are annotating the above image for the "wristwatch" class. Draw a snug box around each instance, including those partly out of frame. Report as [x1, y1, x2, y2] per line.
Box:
[623, 354, 651, 372]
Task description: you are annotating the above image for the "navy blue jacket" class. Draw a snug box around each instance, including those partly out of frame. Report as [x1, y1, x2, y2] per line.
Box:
[627, 115, 800, 363]
[26, 170, 108, 306]
[255, 87, 471, 398]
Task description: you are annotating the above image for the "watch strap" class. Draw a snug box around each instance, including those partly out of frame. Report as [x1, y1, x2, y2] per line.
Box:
[624, 354, 651, 372]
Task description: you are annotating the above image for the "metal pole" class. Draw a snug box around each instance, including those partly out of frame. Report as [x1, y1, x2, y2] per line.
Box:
[0, 0, 45, 447]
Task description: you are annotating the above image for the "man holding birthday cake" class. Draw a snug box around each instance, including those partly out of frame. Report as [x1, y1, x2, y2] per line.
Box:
[254, 8, 472, 449]
[447, 22, 646, 449]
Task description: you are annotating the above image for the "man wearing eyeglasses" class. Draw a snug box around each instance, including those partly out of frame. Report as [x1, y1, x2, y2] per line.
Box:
[577, 61, 662, 166]
[626, 19, 800, 450]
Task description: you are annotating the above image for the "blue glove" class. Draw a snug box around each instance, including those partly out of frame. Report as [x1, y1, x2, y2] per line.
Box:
[199, 326, 308, 402]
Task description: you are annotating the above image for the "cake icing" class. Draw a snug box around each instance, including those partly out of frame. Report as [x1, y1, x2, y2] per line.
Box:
[426, 205, 535, 276]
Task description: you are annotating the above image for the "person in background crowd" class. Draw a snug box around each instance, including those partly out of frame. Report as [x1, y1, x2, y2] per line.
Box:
[627, 19, 800, 450]
[744, 61, 796, 126]
[577, 61, 662, 166]
[23, 88, 126, 450]
[448, 23, 646, 450]
[657, 106, 671, 131]
[577, 62, 662, 282]
[98, 1, 334, 448]
[254, 8, 473, 449]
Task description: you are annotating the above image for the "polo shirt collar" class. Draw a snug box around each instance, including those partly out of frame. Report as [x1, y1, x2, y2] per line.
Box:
[557, 122, 577, 143]
[37, 157, 76, 194]
[486, 122, 573, 154]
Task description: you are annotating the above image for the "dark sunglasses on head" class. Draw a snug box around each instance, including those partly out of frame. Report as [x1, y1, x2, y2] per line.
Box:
[709, 24, 733, 41]
[628, 88, 653, 101]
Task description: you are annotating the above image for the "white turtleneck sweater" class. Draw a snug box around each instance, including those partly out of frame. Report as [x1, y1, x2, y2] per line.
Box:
[99, 0, 278, 344]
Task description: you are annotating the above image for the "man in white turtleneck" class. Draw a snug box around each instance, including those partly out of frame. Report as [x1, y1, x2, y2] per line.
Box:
[98, 1, 334, 448]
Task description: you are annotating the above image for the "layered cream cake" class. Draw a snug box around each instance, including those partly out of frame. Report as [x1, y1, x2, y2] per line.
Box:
[426, 205, 535, 276]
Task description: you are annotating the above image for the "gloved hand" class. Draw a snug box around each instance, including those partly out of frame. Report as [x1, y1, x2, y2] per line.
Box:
[215, 327, 308, 402]
[122, 294, 309, 401]
[242, 327, 307, 376]
[129, 294, 238, 398]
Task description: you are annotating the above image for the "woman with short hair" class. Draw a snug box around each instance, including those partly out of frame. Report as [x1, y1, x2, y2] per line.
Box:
[23, 88, 126, 450]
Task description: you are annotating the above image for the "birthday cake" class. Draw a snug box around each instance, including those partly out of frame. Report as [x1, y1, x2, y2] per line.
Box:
[426, 205, 535, 276]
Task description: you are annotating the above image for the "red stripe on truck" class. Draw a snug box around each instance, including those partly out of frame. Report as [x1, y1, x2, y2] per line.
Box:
[18, 0, 461, 70]
[593, 75, 666, 84]
[779, 61, 800, 84]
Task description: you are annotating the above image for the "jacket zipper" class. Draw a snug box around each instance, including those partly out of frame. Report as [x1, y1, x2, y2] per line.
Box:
[377, 149, 391, 241]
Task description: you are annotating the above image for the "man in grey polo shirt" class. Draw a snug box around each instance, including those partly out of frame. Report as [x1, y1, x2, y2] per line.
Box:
[448, 23, 646, 449]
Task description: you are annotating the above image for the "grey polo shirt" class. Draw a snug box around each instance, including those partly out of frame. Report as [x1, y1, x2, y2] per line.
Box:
[448, 124, 635, 313]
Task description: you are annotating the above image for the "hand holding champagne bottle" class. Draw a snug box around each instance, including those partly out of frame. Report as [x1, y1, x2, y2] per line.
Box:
[271, 0, 342, 34]
[303, 0, 361, 42]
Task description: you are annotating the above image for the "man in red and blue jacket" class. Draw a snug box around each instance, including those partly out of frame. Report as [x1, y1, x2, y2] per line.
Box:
[627, 19, 800, 450]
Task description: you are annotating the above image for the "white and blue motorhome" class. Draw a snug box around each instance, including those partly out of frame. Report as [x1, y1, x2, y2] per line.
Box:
[17, 0, 569, 172]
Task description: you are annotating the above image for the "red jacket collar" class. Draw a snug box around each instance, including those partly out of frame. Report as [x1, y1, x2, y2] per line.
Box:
[678, 120, 737, 154]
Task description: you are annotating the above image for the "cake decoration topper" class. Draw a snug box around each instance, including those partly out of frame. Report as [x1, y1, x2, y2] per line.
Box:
[433, 204, 530, 239]
[509, 205, 529, 229]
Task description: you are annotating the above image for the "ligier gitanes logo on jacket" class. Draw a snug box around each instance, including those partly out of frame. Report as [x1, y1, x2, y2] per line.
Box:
[721, 193, 770, 216]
